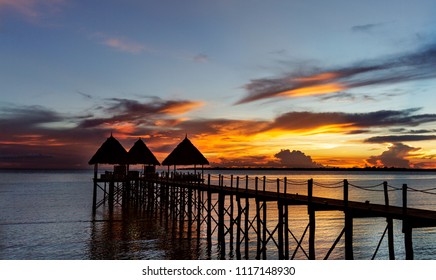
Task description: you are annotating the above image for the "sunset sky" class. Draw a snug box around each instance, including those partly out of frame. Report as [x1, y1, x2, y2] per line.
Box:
[1, 0, 436, 169]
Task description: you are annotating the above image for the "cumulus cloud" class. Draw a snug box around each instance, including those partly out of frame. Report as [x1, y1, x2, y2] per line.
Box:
[236, 43, 436, 104]
[273, 149, 322, 168]
[366, 143, 420, 168]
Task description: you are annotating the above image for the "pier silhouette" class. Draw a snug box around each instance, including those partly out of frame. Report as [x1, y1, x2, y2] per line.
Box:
[89, 135, 436, 260]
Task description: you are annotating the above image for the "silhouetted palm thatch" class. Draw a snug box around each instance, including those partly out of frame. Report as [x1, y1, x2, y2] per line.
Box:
[128, 138, 160, 166]
[162, 136, 209, 166]
[88, 135, 128, 165]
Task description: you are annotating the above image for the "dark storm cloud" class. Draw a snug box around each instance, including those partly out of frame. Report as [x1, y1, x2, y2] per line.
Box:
[237, 43, 436, 104]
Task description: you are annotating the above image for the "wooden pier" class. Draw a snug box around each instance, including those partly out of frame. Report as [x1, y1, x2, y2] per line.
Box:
[91, 171, 436, 260]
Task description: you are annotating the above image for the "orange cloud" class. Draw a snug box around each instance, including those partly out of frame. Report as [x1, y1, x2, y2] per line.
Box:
[160, 101, 204, 115]
[279, 83, 346, 97]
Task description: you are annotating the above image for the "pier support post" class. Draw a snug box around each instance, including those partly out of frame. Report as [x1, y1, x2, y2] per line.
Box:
[402, 184, 414, 260]
[284, 178, 289, 259]
[262, 177, 267, 260]
[108, 180, 114, 213]
[207, 174, 212, 249]
[187, 187, 193, 239]
[255, 177, 261, 260]
[229, 175, 234, 253]
[308, 179, 316, 260]
[218, 191, 226, 259]
[197, 181, 202, 239]
[278, 200, 284, 259]
[344, 179, 354, 260]
[92, 164, 98, 216]
[383, 181, 395, 260]
[244, 176, 250, 259]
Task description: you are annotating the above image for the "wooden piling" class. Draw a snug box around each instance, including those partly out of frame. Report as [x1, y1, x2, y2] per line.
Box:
[383, 181, 395, 260]
[403, 184, 414, 260]
[284, 177, 289, 259]
[207, 174, 212, 249]
[255, 177, 261, 259]
[278, 200, 284, 259]
[229, 175, 234, 252]
[187, 187, 193, 238]
[218, 191, 226, 259]
[262, 176, 267, 260]
[308, 179, 315, 260]
[92, 164, 98, 215]
[344, 179, 354, 260]
[244, 175, 249, 259]
[108, 180, 114, 213]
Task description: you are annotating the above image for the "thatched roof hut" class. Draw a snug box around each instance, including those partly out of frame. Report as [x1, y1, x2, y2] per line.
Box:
[88, 135, 128, 165]
[128, 138, 160, 166]
[162, 136, 209, 167]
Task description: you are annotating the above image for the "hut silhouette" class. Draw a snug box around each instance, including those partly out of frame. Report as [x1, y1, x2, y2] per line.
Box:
[128, 138, 160, 175]
[88, 134, 129, 178]
[162, 135, 209, 174]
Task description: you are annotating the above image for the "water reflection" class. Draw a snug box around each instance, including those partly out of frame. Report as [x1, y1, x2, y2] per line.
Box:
[88, 207, 207, 260]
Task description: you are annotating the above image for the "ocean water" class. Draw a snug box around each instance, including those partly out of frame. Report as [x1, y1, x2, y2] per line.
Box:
[1, 169, 436, 260]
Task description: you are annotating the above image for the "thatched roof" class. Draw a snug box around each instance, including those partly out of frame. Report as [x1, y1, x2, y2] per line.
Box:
[128, 138, 160, 165]
[162, 136, 209, 166]
[88, 135, 128, 165]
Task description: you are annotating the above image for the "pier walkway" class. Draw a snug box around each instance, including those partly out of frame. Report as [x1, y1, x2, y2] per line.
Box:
[92, 172, 436, 260]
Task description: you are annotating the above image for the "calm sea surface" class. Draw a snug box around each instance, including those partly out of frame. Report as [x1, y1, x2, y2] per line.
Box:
[1, 169, 436, 260]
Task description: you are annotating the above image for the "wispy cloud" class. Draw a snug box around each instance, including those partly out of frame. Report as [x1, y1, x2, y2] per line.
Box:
[102, 37, 146, 54]
[237, 43, 436, 104]
[0, 0, 65, 20]
[192, 54, 209, 63]
[351, 22, 386, 33]
[90, 32, 148, 54]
